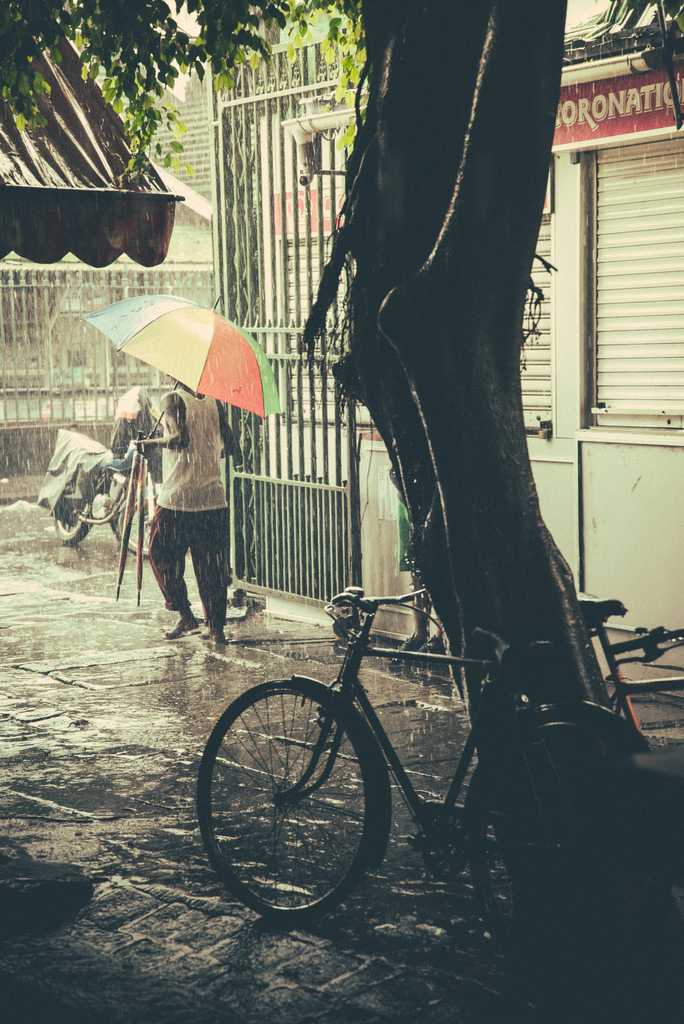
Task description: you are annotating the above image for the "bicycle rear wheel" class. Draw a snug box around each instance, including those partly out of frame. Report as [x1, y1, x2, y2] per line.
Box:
[197, 677, 390, 921]
[466, 703, 637, 945]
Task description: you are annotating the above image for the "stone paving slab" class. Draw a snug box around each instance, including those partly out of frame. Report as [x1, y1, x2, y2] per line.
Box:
[2, 502, 683, 1023]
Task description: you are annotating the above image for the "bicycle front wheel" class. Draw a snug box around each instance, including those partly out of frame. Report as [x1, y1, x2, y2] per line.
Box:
[197, 677, 390, 921]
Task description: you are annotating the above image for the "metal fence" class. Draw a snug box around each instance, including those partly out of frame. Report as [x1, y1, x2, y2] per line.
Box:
[213, 44, 361, 603]
[0, 262, 213, 424]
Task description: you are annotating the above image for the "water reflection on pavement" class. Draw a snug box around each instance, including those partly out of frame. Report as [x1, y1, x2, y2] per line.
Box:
[0, 501, 526, 1024]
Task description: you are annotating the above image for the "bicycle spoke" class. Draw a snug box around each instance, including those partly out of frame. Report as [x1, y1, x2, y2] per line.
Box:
[218, 722, 274, 782]
[250, 696, 285, 786]
[201, 683, 370, 913]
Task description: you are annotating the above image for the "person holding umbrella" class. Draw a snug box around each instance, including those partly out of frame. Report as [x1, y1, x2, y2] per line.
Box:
[139, 381, 240, 643]
[84, 293, 280, 629]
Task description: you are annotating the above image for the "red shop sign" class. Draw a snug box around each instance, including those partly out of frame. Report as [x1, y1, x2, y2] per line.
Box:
[553, 66, 684, 149]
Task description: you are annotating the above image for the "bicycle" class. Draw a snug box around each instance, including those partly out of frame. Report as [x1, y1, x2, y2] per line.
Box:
[580, 595, 684, 736]
[197, 586, 637, 936]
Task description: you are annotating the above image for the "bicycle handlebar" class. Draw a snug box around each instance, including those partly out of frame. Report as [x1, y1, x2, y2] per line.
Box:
[330, 587, 684, 669]
[327, 588, 427, 614]
[609, 625, 684, 663]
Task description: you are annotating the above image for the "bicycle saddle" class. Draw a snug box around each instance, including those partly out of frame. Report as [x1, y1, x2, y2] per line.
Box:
[579, 596, 627, 630]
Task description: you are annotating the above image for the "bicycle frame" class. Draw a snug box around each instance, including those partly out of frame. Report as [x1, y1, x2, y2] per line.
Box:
[593, 622, 684, 734]
[323, 599, 488, 826]
[280, 589, 627, 842]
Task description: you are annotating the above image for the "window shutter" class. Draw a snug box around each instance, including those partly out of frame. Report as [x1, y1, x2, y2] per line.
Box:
[596, 140, 684, 426]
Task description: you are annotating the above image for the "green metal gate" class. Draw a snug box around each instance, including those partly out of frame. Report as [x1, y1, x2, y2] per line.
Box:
[211, 45, 360, 604]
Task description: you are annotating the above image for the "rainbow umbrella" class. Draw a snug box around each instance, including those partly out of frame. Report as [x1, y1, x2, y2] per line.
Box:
[84, 294, 280, 418]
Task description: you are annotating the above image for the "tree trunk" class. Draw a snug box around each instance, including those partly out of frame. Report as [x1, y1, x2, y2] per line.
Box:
[304, 5, 684, 1018]
[311, 0, 604, 703]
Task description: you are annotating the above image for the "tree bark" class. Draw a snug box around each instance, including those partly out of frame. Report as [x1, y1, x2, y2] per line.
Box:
[311, 0, 604, 704]
[303, 3, 683, 1016]
[7, 0, 681, 1015]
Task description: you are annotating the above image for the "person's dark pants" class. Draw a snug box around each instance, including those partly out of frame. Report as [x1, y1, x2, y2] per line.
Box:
[148, 507, 230, 633]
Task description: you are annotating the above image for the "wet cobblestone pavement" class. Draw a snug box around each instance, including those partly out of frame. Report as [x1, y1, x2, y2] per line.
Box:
[2, 502, 684, 1023]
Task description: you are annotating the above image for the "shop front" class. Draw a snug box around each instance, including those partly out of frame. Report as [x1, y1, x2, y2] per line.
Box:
[531, 53, 684, 628]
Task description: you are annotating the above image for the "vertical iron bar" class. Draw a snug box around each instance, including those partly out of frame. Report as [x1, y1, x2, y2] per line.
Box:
[276, 479, 284, 593]
[266, 479, 273, 593]
[291, 480, 299, 596]
[346, 399, 362, 585]
[277, 85, 292, 483]
[302, 482, 310, 598]
[281, 480, 288, 594]
[319, 140, 330, 490]
[0, 270, 7, 424]
[331, 484, 339, 592]
[207, 73, 225, 319]
[239, 85, 254, 324]
[226, 105, 241, 323]
[334, 385, 343, 489]
[265, 98, 282, 483]
[11, 269, 22, 420]
[304, 180, 318, 495]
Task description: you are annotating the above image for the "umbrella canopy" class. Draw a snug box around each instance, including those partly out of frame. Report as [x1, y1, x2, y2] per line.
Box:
[0, 40, 178, 267]
[85, 294, 281, 418]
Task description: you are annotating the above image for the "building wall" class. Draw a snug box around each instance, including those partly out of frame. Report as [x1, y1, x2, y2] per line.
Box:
[580, 438, 684, 627]
[528, 153, 582, 580]
[358, 439, 414, 638]
[530, 140, 684, 631]
[155, 76, 212, 202]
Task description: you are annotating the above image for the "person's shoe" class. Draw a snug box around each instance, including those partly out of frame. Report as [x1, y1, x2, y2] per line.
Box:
[201, 628, 227, 644]
[164, 615, 200, 640]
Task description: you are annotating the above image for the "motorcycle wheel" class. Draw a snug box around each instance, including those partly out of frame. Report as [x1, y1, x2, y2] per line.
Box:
[54, 500, 92, 547]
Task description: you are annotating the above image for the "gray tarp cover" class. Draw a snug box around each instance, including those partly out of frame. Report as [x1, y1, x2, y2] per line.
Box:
[38, 428, 113, 513]
[0, 40, 176, 266]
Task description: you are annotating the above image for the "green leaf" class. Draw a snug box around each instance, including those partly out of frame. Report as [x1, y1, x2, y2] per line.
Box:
[0, 0, 365, 173]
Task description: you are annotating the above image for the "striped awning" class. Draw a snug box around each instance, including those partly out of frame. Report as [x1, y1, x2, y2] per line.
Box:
[0, 40, 179, 267]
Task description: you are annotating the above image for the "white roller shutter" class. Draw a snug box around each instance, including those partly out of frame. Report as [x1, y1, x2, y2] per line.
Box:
[596, 140, 684, 427]
[521, 217, 553, 431]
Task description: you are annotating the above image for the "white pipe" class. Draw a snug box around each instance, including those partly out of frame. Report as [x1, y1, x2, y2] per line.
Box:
[282, 107, 354, 143]
[563, 52, 651, 85]
[563, 49, 684, 86]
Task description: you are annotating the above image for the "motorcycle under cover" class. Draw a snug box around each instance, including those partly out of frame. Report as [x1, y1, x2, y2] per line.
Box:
[38, 429, 113, 513]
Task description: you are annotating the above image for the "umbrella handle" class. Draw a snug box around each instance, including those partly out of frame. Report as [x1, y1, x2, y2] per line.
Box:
[147, 379, 180, 440]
